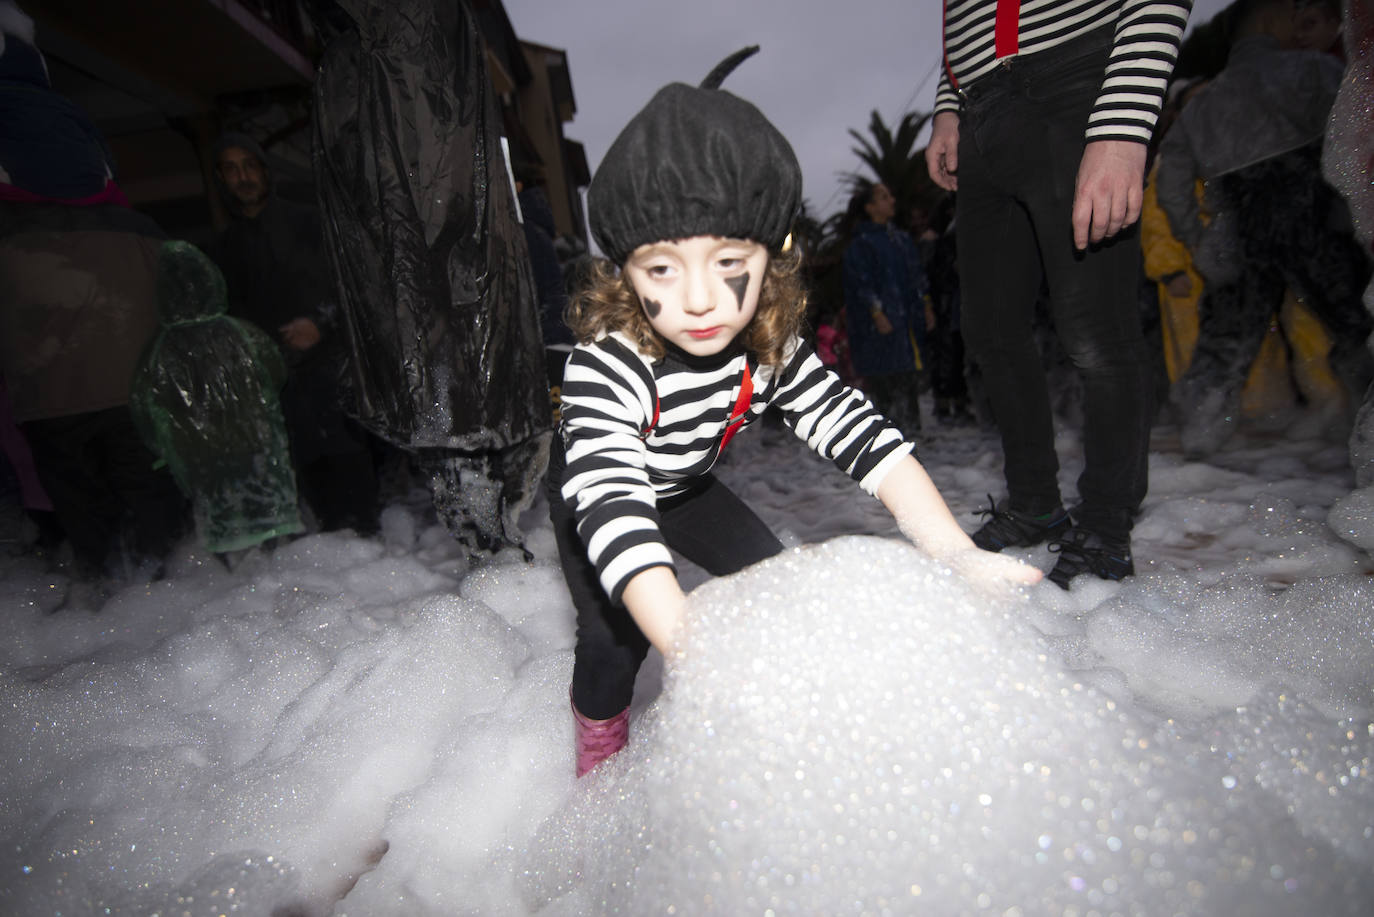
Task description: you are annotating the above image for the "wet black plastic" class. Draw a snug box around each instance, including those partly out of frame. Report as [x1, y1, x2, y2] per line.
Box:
[312, 0, 552, 454]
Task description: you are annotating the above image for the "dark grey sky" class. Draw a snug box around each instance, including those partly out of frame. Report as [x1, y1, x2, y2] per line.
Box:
[505, 1, 1230, 225]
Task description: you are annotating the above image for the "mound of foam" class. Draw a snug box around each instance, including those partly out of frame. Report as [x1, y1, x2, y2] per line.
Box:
[524, 536, 1372, 915]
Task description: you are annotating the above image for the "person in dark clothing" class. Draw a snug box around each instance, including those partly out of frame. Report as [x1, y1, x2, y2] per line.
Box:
[0, 8, 184, 586]
[842, 182, 929, 436]
[311, 0, 552, 558]
[209, 132, 379, 535]
[921, 200, 975, 425]
[926, 1, 1191, 589]
[1156, 0, 1374, 457]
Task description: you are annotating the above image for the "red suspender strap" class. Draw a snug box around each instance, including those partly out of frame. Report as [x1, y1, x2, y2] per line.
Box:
[717, 363, 753, 455]
[995, 0, 1021, 59]
[641, 397, 660, 439]
[942, 1, 958, 91]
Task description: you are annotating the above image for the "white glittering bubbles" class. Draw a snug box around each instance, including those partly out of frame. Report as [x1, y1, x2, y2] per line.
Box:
[524, 535, 1373, 915]
[0, 534, 538, 916]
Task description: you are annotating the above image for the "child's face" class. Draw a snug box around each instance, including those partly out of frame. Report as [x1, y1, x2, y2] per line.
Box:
[1293, 6, 1340, 51]
[623, 236, 769, 357]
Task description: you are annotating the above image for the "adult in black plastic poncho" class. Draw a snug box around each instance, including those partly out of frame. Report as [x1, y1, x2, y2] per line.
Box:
[312, 0, 552, 557]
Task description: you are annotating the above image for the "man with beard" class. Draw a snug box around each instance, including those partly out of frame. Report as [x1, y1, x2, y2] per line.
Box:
[210, 133, 379, 535]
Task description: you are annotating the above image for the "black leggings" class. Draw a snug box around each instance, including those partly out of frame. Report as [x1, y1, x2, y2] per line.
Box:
[548, 441, 783, 719]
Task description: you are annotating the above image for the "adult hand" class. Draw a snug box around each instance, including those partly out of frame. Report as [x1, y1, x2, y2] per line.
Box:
[925, 111, 961, 191]
[279, 317, 321, 351]
[1071, 139, 1148, 250]
[873, 311, 895, 335]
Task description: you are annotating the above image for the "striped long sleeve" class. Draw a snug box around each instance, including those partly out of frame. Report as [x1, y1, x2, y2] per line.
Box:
[558, 332, 913, 602]
[935, 1, 1192, 143]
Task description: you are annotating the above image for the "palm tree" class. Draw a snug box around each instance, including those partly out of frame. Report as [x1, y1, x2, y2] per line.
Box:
[844, 109, 945, 230]
[792, 198, 851, 328]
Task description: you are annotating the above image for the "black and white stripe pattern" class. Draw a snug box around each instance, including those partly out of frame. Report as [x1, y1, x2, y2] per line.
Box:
[559, 332, 914, 602]
[936, 1, 1192, 143]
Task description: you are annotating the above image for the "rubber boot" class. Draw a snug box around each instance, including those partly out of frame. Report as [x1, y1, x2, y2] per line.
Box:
[572, 694, 630, 777]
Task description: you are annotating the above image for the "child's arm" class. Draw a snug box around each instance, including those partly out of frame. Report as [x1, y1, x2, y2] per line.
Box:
[621, 566, 688, 656]
[876, 454, 1043, 585]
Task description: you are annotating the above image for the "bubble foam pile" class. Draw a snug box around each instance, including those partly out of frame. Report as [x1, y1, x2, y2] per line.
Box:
[523, 536, 1373, 916]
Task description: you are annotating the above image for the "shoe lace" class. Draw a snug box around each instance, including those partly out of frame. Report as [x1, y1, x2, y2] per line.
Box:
[1047, 530, 1122, 576]
[975, 493, 1005, 525]
[975, 494, 1033, 540]
[1046, 529, 1085, 558]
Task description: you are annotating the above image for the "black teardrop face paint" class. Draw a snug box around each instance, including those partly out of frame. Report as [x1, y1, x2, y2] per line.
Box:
[725, 272, 750, 312]
[642, 297, 662, 318]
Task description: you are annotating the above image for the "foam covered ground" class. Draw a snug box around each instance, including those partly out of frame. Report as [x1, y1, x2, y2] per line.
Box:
[1, 419, 1371, 916]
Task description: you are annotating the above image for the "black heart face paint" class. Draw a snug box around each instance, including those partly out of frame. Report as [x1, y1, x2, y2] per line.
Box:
[642, 297, 663, 318]
[725, 272, 751, 312]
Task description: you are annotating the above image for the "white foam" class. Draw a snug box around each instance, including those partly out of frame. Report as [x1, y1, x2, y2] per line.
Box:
[523, 538, 1373, 915]
[1, 417, 1370, 914]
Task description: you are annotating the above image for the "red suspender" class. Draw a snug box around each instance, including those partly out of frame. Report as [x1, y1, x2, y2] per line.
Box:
[717, 363, 753, 454]
[640, 397, 660, 440]
[995, 0, 1021, 59]
[946, 1, 1022, 94]
[638, 362, 754, 454]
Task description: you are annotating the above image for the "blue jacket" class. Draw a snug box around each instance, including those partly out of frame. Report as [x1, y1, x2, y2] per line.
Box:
[842, 221, 929, 377]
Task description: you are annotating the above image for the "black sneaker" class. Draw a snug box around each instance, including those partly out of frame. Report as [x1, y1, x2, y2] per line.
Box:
[1046, 527, 1134, 590]
[971, 495, 1071, 551]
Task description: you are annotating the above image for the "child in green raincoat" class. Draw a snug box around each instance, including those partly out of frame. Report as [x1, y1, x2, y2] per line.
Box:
[131, 241, 303, 553]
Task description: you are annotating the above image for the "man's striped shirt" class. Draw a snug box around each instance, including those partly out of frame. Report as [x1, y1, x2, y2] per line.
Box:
[935, 0, 1192, 143]
[559, 332, 914, 602]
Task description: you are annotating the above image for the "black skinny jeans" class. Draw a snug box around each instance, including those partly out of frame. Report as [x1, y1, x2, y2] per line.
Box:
[548, 440, 783, 719]
[955, 26, 1151, 539]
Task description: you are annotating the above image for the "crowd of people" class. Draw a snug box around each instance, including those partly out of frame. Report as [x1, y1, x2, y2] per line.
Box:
[0, 11, 387, 601]
[0, 0, 1370, 776]
[0, 0, 559, 604]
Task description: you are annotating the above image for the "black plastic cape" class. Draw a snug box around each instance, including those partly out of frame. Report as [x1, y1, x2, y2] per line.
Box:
[312, 0, 551, 455]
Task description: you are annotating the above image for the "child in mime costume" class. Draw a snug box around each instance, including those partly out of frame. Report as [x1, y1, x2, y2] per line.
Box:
[549, 47, 1041, 777]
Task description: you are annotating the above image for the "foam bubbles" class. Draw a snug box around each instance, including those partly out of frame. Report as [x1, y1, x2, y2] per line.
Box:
[524, 538, 1373, 915]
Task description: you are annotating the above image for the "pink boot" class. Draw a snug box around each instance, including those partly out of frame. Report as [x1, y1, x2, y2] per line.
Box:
[572, 696, 630, 777]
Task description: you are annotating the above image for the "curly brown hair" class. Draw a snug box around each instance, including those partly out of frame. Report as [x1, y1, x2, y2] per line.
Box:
[565, 247, 807, 368]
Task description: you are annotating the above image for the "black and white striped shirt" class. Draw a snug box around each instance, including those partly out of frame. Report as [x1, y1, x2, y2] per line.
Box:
[559, 332, 914, 602]
[935, 0, 1192, 143]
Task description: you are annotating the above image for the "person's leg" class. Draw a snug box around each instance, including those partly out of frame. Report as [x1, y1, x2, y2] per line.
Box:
[1034, 223, 1151, 538]
[305, 448, 379, 534]
[956, 109, 1059, 516]
[549, 482, 650, 721]
[1012, 55, 1151, 543]
[1278, 177, 1374, 405]
[658, 474, 784, 574]
[545, 437, 650, 777]
[862, 373, 921, 438]
[22, 412, 120, 576]
[94, 407, 185, 571]
[1171, 270, 1282, 457]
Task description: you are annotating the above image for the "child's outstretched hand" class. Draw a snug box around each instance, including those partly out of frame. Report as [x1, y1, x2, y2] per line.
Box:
[946, 546, 1043, 588]
[876, 456, 1044, 592]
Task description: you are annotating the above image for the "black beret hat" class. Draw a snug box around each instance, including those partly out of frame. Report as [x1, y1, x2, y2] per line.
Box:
[588, 46, 803, 265]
